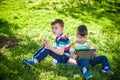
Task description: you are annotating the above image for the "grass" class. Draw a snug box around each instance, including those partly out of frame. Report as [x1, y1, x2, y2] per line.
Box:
[0, 0, 120, 80]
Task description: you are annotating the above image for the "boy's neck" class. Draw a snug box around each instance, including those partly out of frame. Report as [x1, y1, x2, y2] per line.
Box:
[77, 40, 86, 44]
[56, 33, 63, 37]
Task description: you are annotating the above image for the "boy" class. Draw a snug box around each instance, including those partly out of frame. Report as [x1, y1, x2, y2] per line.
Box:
[69, 25, 113, 79]
[22, 19, 72, 66]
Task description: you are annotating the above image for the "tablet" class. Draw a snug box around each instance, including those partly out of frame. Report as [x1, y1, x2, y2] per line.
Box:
[75, 49, 96, 60]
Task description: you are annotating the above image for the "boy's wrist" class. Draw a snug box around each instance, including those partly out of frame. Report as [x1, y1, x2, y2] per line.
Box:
[49, 46, 52, 50]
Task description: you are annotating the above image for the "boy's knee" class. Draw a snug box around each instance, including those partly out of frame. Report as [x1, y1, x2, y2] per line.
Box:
[77, 58, 89, 66]
[78, 58, 89, 62]
[100, 56, 107, 60]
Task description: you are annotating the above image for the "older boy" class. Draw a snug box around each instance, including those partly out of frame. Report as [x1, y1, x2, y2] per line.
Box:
[70, 25, 113, 79]
[22, 19, 71, 66]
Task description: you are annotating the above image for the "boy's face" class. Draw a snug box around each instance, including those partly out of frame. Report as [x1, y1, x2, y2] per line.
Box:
[76, 34, 87, 43]
[52, 23, 63, 37]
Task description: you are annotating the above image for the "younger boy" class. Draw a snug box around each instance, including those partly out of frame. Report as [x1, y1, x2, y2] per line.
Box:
[70, 25, 113, 79]
[22, 19, 71, 66]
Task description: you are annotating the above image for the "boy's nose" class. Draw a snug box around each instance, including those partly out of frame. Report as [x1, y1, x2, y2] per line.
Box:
[53, 29, 56, 31]
[81, 38, 85, 41]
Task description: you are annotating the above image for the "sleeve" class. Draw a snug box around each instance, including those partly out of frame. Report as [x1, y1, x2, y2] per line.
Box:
[58, 37, 70, 47]
[58, 40, 65, 47]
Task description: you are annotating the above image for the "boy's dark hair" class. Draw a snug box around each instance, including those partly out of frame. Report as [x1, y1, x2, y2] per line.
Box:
[51, 19, 64, 27]
[77, 25, 88, 36]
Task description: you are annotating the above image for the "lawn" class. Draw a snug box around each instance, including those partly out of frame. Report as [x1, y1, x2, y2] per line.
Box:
[0, 0, 120, 80]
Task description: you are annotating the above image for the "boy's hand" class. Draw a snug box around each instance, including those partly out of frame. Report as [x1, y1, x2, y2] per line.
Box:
[45, 43, 51, 50]
[42, 40, 48, 45]
[42, 40, 51, 49]
[94, 50, 98, 54]
[71, 52, 77, 59]
[72, 54, 77, 59]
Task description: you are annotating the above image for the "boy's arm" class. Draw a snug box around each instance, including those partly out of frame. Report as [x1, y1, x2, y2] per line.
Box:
[48, 38, 69, 55]
[89, 42, 94, 49]
[94, 50, 98, 54]
[70, 52, 77, 59]
[69, 43, 76, 58]
[89, 42, 98, 54]
[44, 42, 65, 55]
[49, 46, 64, 55]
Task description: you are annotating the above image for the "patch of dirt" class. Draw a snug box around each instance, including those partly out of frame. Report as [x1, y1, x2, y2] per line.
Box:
[0, 36, 20, 48]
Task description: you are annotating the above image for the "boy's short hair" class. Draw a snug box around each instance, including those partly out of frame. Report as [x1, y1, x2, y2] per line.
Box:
[77, 25, 88, 36]
[51, 19, 64, 27]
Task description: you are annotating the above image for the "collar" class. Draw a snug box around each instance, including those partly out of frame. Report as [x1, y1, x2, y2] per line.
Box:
[56, 33, 64, 41]
[77, 40, 86, 44]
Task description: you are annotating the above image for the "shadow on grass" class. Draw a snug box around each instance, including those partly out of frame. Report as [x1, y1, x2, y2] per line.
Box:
[33, 60, 113, 80]
[0, 19, 44, 80]
[0, 37, 43, 80]
[0, 19, 21, 49]
[0, 53, 38, 80]
[0, 19, 19, 37]
[111, 54, 120, 80]
[34, 60, 82, 80]
[55, 1, 120, 25]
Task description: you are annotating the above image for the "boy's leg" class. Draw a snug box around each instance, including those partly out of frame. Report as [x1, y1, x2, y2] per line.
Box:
[22, 46, 48, 66]
[90, 56, 113, 75]
[32, 46, 69, 63]
[33, 48, 69, 63]
[48, 50, 69, 63]
[77, 58, 93, 79]
[33, 46, 45, 58]
[23, 47, 69, 66]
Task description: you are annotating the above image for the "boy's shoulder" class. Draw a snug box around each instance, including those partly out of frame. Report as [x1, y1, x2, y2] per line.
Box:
[86, 40, 91, 43]
[71, 40, 91, 44]
[72, 41, 78, 44]
[60, 33, 69, 40]
[56, 33, 69, 41]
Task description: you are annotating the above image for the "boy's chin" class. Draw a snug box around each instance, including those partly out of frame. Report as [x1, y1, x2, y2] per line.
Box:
[53, 33, 57, 36]
[56, 35, 59, 37]
[53, 34, 58, 37]
[78, 41, 85, 43]
[54, 33, 61, 37]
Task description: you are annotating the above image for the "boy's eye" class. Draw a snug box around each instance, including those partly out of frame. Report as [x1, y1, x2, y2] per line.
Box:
[84, 36, 87, 38]
[79, 36, 82, 38]
[55, 27, 58, 29]
[78, 36, 87, 39]
[52, 27, 58, 30]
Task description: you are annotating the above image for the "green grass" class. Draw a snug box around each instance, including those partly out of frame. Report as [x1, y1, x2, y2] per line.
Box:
[0, 0, 120, 80]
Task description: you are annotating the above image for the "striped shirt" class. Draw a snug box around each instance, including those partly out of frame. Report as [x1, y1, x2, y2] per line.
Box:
[55, 33, 71, 56]
[69, 40, 94, 53]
